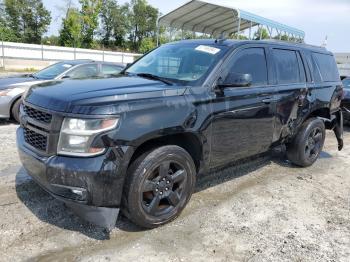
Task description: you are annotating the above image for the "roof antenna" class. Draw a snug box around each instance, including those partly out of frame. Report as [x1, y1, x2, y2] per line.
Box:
[215, 33, 227, 44]
[321, 35, 328, 48]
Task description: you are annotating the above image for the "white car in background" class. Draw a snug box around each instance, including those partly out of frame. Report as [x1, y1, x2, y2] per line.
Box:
[0, 60, 125, 122]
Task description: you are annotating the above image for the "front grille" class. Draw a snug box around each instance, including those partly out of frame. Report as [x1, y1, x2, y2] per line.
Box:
[21, 103, 63, 156]
[23, 127, 48, 152]
[23, 105, 52, 124]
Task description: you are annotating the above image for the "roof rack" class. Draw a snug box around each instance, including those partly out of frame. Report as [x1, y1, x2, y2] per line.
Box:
[157, 0, 305, 45]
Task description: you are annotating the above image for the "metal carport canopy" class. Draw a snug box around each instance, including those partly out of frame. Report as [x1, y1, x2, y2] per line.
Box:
[158, 0, 305, 39]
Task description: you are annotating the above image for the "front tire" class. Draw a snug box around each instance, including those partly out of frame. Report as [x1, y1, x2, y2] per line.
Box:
[11, 98, 22, 123]
[286, 118, 326, 167]
[123, 145, 196, 228]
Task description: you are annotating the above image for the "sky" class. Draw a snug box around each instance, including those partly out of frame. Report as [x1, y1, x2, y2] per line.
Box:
[43, 0, 350, 52]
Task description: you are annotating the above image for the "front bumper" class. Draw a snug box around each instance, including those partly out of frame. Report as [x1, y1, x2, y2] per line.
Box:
[0, 95, 13, 119]
[17, 127, 133, 229]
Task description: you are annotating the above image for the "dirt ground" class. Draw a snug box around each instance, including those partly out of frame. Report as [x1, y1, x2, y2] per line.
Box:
[0, 120, 349, 262]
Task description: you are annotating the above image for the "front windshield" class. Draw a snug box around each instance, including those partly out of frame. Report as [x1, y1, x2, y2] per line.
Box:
[34, 62, 74, 80]
[343, 79, 350, 89]
[126, 43, 228, 85]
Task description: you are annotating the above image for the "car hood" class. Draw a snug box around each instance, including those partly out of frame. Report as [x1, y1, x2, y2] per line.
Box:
[25, 76, 187, 114]
[0, 75, 40, 90]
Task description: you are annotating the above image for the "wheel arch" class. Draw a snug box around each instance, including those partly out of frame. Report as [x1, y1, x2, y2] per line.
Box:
[128, 132, 204, 173]
[307, 107, 330, 120]
[9, 95, 22, 119]
[304, 107, 338, 130]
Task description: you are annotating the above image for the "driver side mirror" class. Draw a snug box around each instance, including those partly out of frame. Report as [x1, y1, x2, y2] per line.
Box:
[217, 73, 252, 88]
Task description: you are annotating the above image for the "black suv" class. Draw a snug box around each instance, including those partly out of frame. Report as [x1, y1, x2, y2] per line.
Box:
[17, 40, 344, 229]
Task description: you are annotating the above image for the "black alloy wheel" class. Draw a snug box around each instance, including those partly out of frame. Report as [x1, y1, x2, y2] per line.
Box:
[305, 127, 323, 162]
[123, 145, 196, 228]
[141, 161, 187, 217]
[286, 118, 326, 167]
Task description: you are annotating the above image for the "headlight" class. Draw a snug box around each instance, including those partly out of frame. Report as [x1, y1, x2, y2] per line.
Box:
[57, 117, 119, 156]
[0, 87, 26, 97]
[0, 89, 11, 96]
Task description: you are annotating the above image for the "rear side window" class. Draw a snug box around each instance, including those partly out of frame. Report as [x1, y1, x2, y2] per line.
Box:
[228, 47, 268, 86]
[312, 53, 339, 82]
[296, 52, 307, 82]
[273, 49, 301, 84]
[66, 64, 98, 79]
[307, 54, 322, 82]
[101, 64, 123, 75]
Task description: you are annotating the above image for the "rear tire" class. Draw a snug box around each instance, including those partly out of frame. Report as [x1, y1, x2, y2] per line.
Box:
[286, 118, 326, 167]
[11, 98, 22, 123]
[123, 145, 196, 228]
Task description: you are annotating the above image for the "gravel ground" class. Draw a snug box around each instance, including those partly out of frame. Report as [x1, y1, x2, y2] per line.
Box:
[0, 120, 349, 262]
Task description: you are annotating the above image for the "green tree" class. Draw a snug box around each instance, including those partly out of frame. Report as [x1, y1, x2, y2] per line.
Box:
[79, 0, 102, 48]
[23, 0, 51, 43]
[254, 28, 270, 40]
[0, 2, 18, 41]
[3, 0, 21, 40]
[139, 37, 155, 53]
[100, 0, 118, 46]
[228, 32, 248, 40]
[4, 0, 51, 44]
[59, 8, 82, 47]
[112, 3, 130, 48]
[100, 0, 130, 48]
[129, 0, 158, 51]
[42, 35, 60, 46]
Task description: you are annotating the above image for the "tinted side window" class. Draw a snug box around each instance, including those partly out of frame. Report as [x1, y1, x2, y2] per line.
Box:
[312, 53, 339, 82]
[307, 54, 322, 82]
[273, 49, 300, 84]
[228, 48, 268, 86]
[101, 64, 123, 75]
[296, 52, 307, 82]
[67, 64, 98, 79]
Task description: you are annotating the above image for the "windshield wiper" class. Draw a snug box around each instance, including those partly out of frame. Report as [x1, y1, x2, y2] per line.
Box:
[136, 73, 173, 85]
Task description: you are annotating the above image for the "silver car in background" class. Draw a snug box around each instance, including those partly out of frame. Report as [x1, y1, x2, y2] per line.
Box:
[0, 60, 125, 122]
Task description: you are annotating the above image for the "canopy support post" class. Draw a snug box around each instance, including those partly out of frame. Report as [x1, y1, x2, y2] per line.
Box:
[236, 17, 241, 39]
[249, 21, 252, 40]
[156, 18, 160, 46]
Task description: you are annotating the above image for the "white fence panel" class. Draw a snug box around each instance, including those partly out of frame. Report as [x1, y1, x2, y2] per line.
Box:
[0, 41, 141, 64]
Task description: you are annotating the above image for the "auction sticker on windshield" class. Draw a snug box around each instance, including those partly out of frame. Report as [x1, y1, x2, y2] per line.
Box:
[195, 45, 221, 55]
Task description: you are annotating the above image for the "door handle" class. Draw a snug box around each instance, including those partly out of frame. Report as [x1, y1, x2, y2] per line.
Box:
[262, 97, 278, 104]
